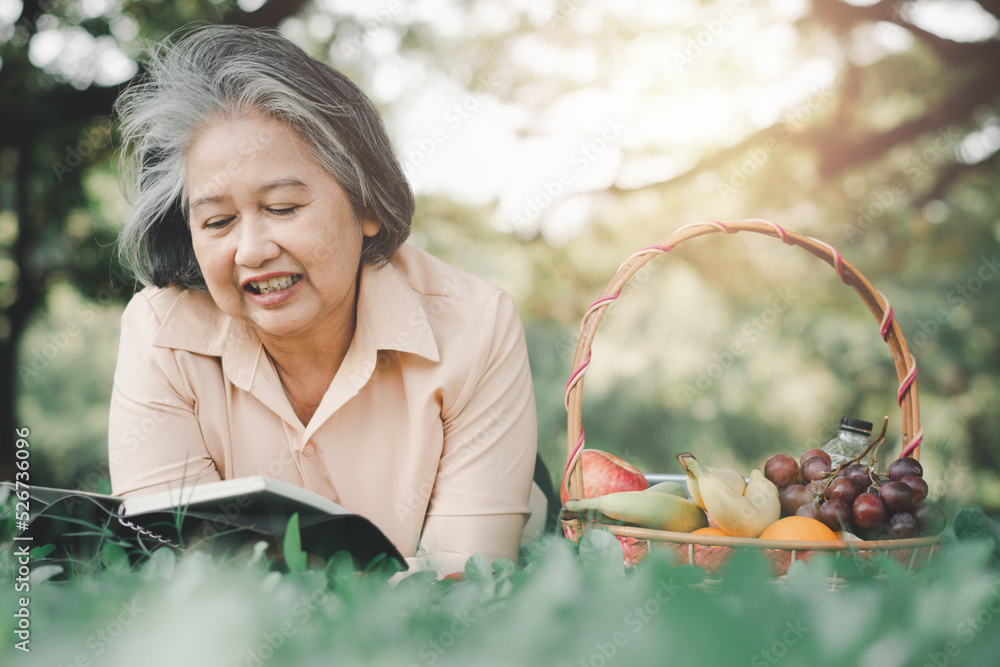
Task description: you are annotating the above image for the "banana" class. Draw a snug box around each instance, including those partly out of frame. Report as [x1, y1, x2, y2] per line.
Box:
[646, 481, 687, 498]
[563, 489, 708, 533]
[681, 463, 747, 511]
[677, 453, 780, 538]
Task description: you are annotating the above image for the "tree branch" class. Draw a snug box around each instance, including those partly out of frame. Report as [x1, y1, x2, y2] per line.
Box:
[612, 60, 1000, 196]
[914, 150, 1000, 208]
[810, 0, 1000, 66]
[814, 68, 1000, 177]
[608, 124, 784, 195]
[834, 62, 862, 131]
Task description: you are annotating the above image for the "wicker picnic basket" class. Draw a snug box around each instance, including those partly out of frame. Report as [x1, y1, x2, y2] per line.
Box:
[560, 219, 941, 577]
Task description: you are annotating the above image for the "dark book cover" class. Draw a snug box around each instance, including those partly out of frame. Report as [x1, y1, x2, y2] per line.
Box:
[2, 477, 406, 573]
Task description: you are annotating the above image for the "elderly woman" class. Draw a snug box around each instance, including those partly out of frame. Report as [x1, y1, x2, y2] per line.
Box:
[108, 24, 539, 577]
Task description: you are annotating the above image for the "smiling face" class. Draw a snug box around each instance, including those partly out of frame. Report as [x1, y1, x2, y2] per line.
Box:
[185, 113, 380, 344]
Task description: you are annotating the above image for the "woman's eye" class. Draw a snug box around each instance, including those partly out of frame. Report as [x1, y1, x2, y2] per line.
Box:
[268, 205, 300, 216]
[204, 216, 235, 229]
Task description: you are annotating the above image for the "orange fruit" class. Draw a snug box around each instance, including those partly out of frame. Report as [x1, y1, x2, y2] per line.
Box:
[691, 527, 730, 537]
[758, 516, 839, 542]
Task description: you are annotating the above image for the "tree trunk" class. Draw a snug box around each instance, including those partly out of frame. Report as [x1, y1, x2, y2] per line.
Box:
[0, 335, 20, 481]
[1, 144, 44, 481]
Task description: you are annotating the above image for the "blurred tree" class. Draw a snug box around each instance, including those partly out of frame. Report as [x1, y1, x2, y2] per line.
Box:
[0, 0, 306, 479]
[617, 0, 1000, 200]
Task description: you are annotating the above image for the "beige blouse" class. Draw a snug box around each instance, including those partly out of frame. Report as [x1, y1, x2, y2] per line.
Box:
[108, 244, 538, 575]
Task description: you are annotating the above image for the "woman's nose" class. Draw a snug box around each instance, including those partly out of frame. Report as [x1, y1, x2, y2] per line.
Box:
[234, 216, 280, 267]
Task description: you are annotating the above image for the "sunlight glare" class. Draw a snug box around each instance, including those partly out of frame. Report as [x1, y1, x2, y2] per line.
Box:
[849, 21, 915, 66]
[27, 28, 63, 68]
[92, 35, 137, 86]
[0, 0, 22, 27]
[236, 0, 267, 13]
[110, 14, 139, 41]
[308, 13, 334, 41]
[28, 26, 135, 87]
[384, 0, 839, 241]
[907, 0, 999, 42]
[410, 0, 465, 38]
[957, 123, 1000, 164]
[78, 0, 115, 19]
[538, 197, 594, 246]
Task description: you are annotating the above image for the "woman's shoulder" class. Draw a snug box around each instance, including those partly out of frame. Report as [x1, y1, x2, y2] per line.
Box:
[384, 245, 526, 361]
[121, 285, 228, 352]
[123, 284, 184, 318]
[119, 284, 184, 332]
[390, 243, 509, 308]
[123, 284, 220, 322]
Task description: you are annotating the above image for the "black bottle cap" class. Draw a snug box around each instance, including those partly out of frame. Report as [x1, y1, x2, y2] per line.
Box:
[840, 417, 873, 435]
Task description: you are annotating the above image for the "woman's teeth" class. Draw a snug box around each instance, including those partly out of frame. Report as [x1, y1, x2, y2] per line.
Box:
[248, 275, 299, 294]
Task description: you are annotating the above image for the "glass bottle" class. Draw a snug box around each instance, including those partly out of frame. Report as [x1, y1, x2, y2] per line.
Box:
[821, 417, 874, 468]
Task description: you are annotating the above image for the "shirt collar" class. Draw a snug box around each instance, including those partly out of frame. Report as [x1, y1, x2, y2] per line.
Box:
[356, 255, 440, 365]
[151, 254, 440, 391]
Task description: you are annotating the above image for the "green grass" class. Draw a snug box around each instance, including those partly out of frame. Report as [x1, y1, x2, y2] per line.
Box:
[2, 504, 1000, 667]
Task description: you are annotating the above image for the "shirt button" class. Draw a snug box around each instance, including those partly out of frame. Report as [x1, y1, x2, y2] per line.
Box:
[302, 444, 316, 457]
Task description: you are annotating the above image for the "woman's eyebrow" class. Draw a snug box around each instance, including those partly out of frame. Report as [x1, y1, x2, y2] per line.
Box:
[189, 178, 308, 212]
[189, 194, 224, 212]
[256, 178, 308, 196]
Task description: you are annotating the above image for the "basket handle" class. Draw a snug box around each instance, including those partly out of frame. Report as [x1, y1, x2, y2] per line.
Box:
[563, 220, 922, 502]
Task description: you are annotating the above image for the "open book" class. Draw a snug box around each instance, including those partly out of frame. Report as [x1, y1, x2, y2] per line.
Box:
[4, 476, 405, 571]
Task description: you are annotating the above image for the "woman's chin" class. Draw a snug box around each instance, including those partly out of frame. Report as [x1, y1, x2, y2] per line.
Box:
[245, 315, 312, 341]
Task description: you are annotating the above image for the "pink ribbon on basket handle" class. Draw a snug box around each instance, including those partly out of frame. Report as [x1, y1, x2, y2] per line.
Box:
[874, 288, 922, 457]
[877, 290, 894, 340]
[898, 355, 923, 457]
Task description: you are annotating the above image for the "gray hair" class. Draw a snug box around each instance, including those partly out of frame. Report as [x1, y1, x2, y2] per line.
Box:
[115, 24, 413, 289]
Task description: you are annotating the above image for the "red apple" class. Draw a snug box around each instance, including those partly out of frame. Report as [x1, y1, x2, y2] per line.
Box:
[561, 450, 651, 564]
[561, 449, 649, 504]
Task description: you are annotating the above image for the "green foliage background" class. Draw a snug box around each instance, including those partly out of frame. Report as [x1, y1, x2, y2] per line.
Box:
[4, 2, 1000, 664]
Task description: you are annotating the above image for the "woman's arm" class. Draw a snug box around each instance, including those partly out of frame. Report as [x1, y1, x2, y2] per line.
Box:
[108, 292, 221, 497]
[414, 290, 538, 573]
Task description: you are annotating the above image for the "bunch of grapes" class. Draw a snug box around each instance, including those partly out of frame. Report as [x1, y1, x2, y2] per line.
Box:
[763, 450, 946, 539]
